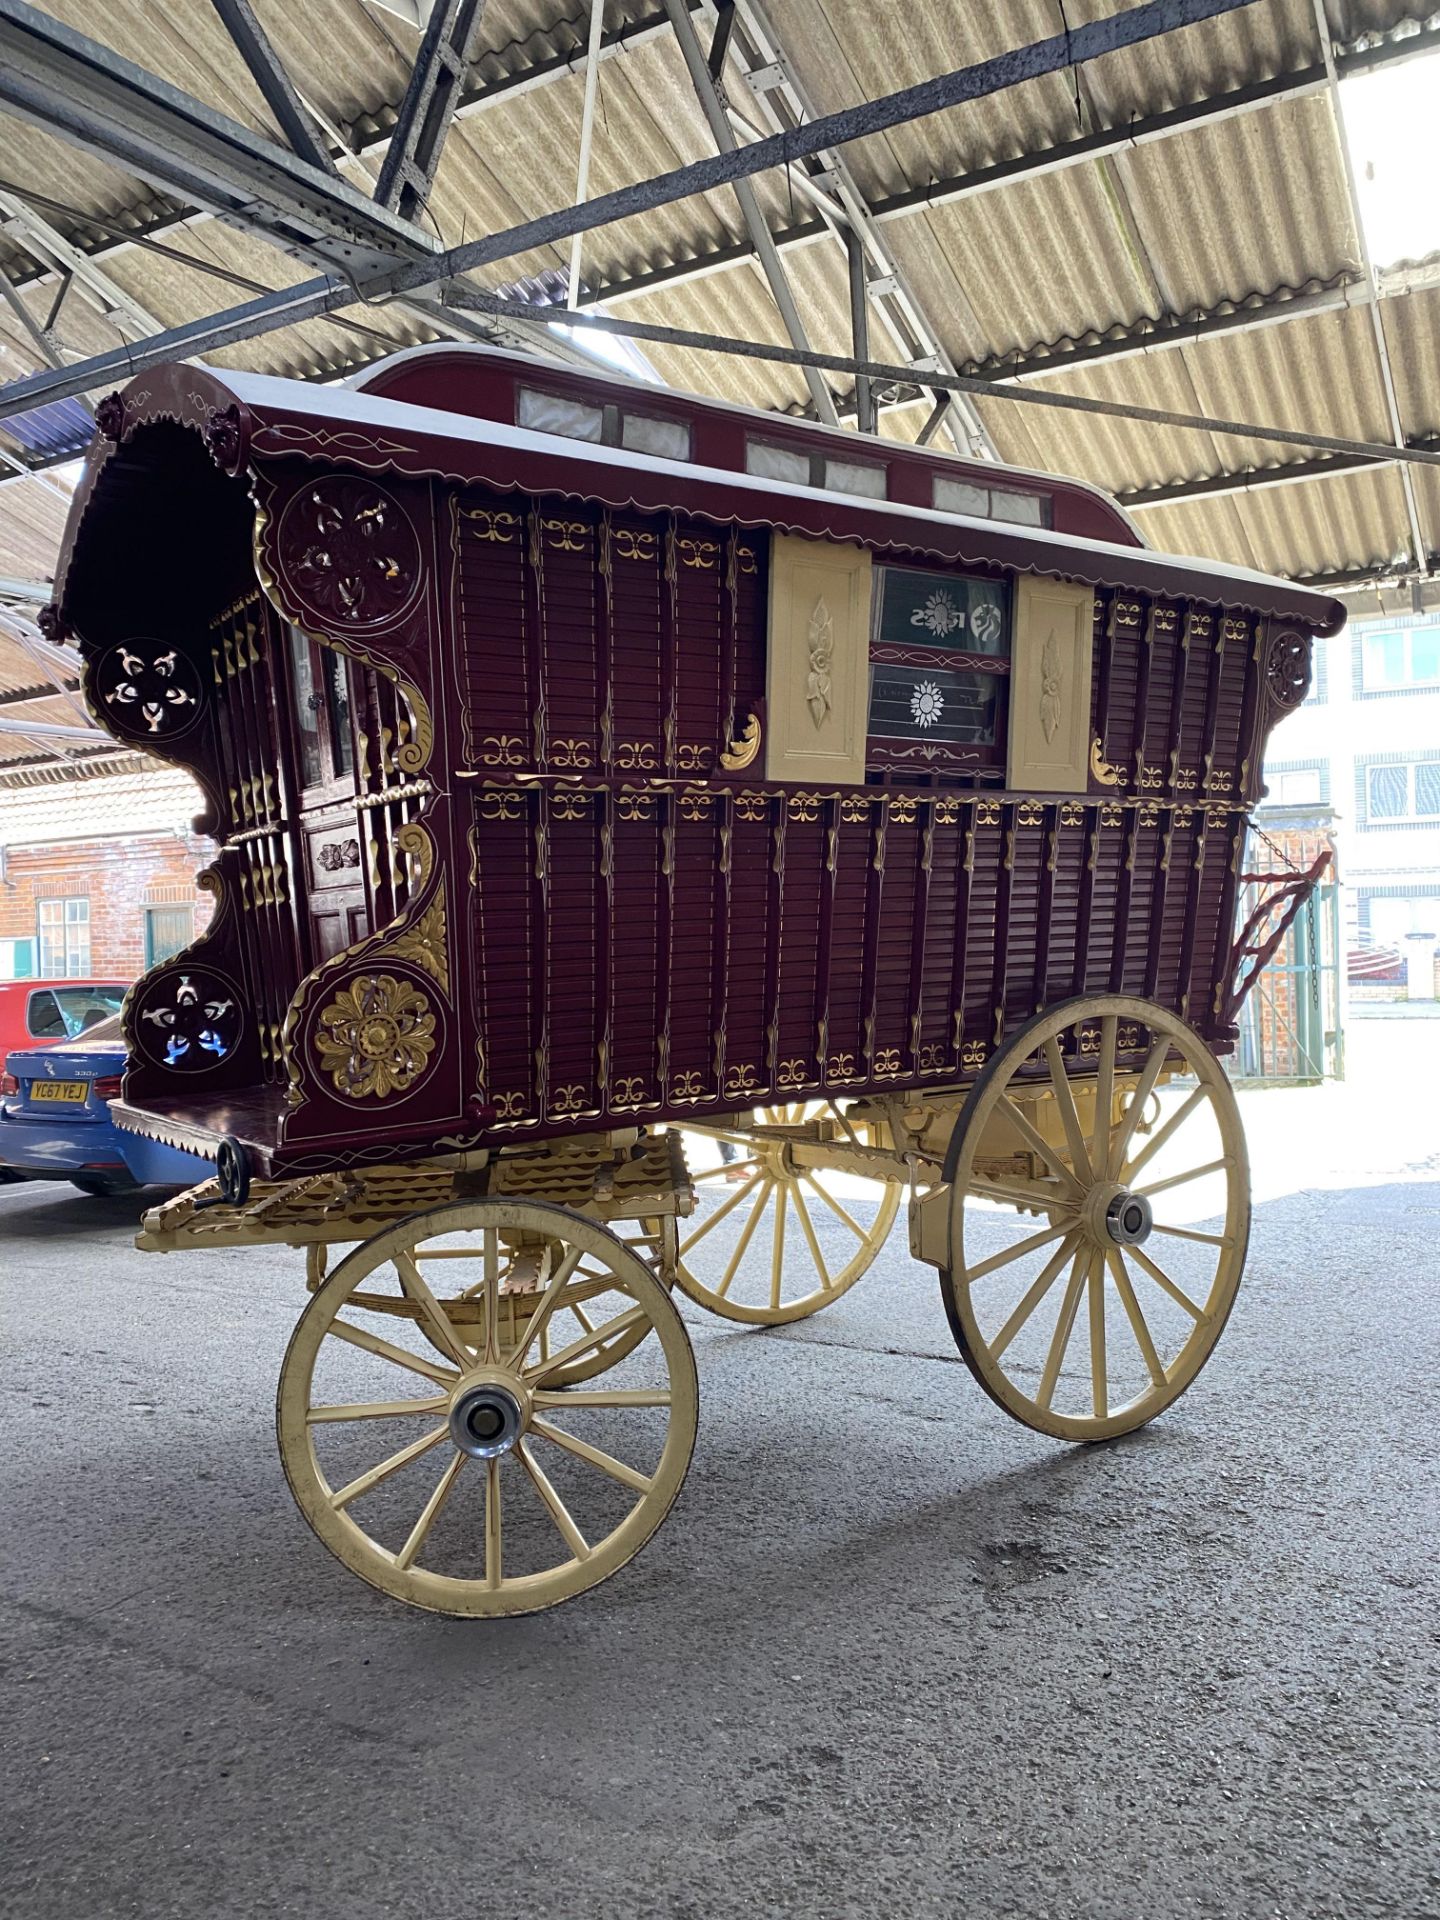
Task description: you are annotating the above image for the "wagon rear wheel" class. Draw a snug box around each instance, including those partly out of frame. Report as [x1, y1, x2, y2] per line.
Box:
[277, 1200, 698, 1616]
[669, 1102, 902, 1325]
[940, 996, 1249, 1442]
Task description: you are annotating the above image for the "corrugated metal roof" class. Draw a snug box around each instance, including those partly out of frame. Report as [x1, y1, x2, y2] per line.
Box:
[0, 0, 1432, 599]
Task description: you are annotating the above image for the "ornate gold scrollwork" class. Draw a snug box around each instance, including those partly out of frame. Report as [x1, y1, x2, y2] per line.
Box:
[1090, 736, 1123, 786]
[314, 974, 436, 1101]
[719, 712, 761, 771]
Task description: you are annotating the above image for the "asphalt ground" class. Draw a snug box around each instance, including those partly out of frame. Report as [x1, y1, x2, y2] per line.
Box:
[2, 1032, 1437, 1920]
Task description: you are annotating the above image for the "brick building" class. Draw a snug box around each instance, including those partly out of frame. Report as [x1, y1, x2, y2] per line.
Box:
[0, 755, 212, 983]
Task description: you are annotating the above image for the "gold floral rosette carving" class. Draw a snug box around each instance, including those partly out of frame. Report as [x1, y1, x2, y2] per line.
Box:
[314, 972, 436, 1099]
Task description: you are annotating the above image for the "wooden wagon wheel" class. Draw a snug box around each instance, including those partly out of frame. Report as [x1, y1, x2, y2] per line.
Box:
[304, 1222, 666, 1386]
[940, 995, 1249, 1442]
[669, 1102, 903, 1325]
[277, 1200, 698, 1617]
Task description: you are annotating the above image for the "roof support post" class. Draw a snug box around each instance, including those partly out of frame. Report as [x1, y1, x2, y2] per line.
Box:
[845, 229, 874, 436]
[208, 0, 339, 176]
[373, 0, 490, 222]
[566, 0, 608, 309]
[661, 0, 840, 426]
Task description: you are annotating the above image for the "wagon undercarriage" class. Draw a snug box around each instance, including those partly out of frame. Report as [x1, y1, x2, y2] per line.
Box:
[137, 993, 1247, 1616]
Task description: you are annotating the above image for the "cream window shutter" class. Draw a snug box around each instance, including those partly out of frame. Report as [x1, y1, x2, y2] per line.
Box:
[764, 533, 873, 785]
[1007, 576, 1096, 794]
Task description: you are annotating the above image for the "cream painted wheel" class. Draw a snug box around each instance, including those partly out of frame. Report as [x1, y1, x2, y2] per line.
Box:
[669, 1103, 902, 1325]
[941, 996, 1249, 1442]
[277, 1200, 698, 1617]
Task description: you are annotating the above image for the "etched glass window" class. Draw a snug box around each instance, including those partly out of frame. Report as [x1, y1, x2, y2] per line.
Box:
[745, 439, 810, 486]
[621, 413, 690, 460]
[518, 387, 604, 442]
[867, 565, 1011, 767]
[825, 458, 886, 499]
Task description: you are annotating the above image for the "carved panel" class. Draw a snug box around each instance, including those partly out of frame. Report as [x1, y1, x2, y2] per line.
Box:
[276, 477, 421, 633]
[764, 534, 871, 785]
[1008, 576, 1095, 794]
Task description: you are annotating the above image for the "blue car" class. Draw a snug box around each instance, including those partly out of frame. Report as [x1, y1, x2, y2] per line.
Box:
[0, 1012, 210, 1197]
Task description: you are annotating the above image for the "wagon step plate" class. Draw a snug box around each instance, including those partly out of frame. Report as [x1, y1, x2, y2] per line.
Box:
[136, 1131, 693, 1253]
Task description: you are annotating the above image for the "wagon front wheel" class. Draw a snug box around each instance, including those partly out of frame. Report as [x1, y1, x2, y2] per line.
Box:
[669, 1103, 902, 1325]
[941, 996, 1249, 1442]
[277, 1200, 698, 1616]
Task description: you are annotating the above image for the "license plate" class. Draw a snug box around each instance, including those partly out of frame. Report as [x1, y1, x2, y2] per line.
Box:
[30, 1080, 88, 1104]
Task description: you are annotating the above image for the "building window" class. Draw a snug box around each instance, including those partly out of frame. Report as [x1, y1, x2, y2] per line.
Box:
[1361, 626, 1440, 693]
[1366, 760, 1440, 823]
[144, 905, 194, 969]
[1268, 767, 1324, 806]
[933, 474, 1052, 528]
[0, 937, 35, 982]
[36, 897, 90, 976]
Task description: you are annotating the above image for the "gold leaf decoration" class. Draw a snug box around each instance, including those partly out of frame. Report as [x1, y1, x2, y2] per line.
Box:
[314, 974, 436, 1101]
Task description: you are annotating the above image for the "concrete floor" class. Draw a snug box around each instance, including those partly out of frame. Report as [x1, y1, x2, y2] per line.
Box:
[2, 1026, 1437, 1920]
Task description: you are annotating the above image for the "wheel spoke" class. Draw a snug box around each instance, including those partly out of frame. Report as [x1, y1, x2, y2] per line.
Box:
[484, 1457, 502, 1588]
[1150, 1222, 1231, 1249]
[966, 1219, 1072, 1285]
[1122, 1085, 1208, 1184]
[526, 1303, 650, 1382]
[531, 1416, 653, 1494]
[693, 1159, 759, 1181]
[1107, 1037, 1170, 1180]
[998, 1094, 1083, 1193]
[1035, 1253, 1088, 1412]
[308, 1395, 449, 1424]
[329, 1424, 450, 1511]
[678, 1168, 766, 1252]
[1105, 1248, 1166, 1389]
[1087, 1255, 1108, 1420]
[394, 1250, 474, 1370]
[988, 1232, 1080, 1359]
[517, 1440, 591, 1561]
[1092, 1016, 1117, 1172]
[532, 1388, 671, 1408]
[1044, 1037, 1093, 1184]
[1135, 1157, 1230, 1200]
[1128, 1243, 1205, 1321]
[326, 1317, 460, 1387]
[570, 1302, 596, 1335]
[791, 1181, 832, 1290]
[825, 1099, 862, 1147]
[798, 1171, 867, 1239]
[482, 1228, 500, 1362]
[712, 1177, 772, 1299]
[769, 1181, 789, 1312]
[502, 1243, 585, 1368]
[394, 1451, 465, 1571]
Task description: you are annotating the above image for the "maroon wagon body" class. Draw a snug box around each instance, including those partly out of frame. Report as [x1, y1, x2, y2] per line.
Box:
[49, 349, 1343, 1176]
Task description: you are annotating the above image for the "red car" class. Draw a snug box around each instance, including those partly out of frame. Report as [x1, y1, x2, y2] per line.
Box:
[0, 979, 129, 1056]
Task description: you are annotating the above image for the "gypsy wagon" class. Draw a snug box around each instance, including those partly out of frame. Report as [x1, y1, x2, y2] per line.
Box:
[47, 345, 1342, 1615]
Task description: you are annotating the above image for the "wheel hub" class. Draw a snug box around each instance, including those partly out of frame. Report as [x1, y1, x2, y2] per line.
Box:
[449, 1378, 526, 1458]
[1103, 1189, 1153, 1247]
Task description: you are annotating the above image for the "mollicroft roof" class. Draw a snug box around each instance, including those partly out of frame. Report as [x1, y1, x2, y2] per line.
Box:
[65, 359, 1348, 632]
[0, 0, 1435, 619]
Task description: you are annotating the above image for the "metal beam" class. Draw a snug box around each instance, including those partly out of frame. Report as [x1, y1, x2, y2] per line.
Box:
[0, 713, 104, 743]
[373, 0, 489, 221]
[662, 0, 839, 425]
[208, 0, 338, 175]
[1120, 452, 1387, 510]
[712, 0, 993, 458]
[0, 0, 1314, 425]
[0, 0, 436, 279]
